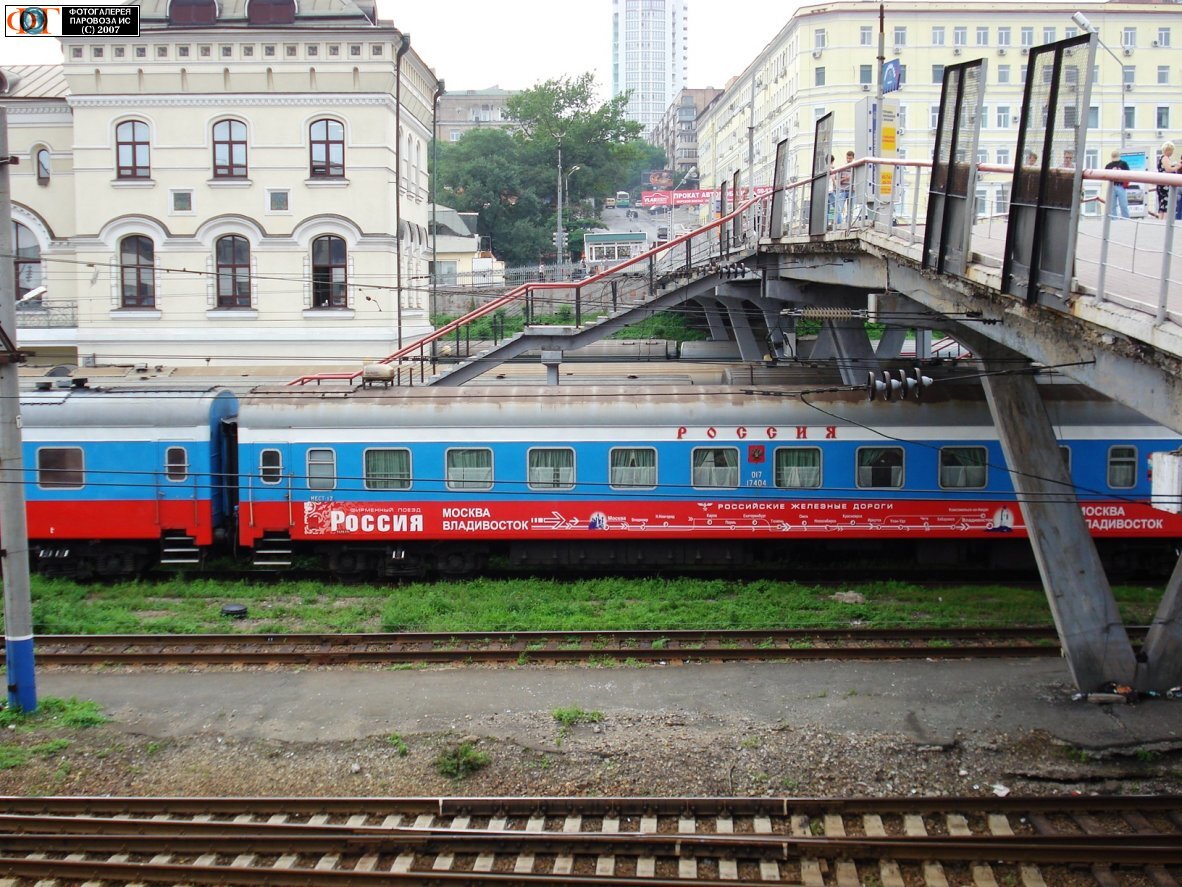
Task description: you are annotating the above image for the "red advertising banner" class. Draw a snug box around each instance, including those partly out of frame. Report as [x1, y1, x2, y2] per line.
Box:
[640, 187, 774, 207]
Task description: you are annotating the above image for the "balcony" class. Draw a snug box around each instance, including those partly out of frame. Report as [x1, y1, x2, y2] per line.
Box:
[15, 302, 78, 329]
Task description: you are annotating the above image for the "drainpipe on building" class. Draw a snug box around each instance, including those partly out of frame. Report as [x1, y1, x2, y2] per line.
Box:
[430, 78, 444, 360]
[394, 33, 411, 350]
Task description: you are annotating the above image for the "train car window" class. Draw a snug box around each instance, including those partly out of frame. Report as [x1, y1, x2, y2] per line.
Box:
[692, 447, 739, 488]
[364, 449, 411, 490]
[527, 448, 574, 490]
[260, 449, 283, 484]
[856, 446, 904, 488]
[610, 447, 657, 489]
[774, 447, 821, 488]
[307, 449, 336, 490]
[165, 446, 189, 482]
[447, 448, 493, 490]
[1060, 446, 1071, 473]
[37, 447, 84, 488]
[938, 446, 987, 489]
[1107, 445, 1137, 489]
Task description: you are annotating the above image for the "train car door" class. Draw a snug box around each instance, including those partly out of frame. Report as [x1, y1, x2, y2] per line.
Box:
[242, 442, 295, 531]
[155, 440, 201, 533]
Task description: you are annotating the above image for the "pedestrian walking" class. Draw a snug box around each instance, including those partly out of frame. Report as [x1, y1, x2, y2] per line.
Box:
[1104, 149, 1130, 219]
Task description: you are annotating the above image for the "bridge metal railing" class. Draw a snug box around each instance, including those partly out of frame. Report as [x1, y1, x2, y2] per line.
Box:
[290, 154, 1182, 388]
[289, 193, 768, 386]
[772, 156, 1182, 332]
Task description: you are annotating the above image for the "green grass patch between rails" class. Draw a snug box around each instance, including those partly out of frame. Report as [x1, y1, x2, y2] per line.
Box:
[2, 576, 1164, 635]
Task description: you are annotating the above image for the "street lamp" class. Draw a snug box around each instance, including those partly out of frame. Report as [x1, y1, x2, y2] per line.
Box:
[1072, 11, 1126, 154]
[560, 164, 582, 274]
[669, 166, 697, 234]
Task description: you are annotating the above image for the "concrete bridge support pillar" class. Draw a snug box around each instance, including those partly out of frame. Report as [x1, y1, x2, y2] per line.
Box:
[810, 320, 877, 386]
[873, 326, 910, 359]
[980, 361, 1137, 692]
[1138, 554, 1182, 690]
[718, 296, 765, 362]
[700, 298, 729, 343]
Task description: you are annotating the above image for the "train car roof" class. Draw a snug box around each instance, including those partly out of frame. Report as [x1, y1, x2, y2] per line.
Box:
[20, 386, 238, 429]
[236, 381, 1163, 433]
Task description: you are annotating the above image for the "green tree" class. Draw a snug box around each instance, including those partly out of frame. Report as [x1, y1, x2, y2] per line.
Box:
[431, 74, 659, 267]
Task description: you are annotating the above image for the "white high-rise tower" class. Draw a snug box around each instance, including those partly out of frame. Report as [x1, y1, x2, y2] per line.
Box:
[612, 0, 688, 136]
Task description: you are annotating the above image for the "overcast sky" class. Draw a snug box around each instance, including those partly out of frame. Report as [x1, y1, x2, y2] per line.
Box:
[3, 0, 793, 97]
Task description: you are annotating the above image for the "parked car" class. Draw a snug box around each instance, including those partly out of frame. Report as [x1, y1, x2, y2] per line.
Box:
[1126, 183, 1148, 219]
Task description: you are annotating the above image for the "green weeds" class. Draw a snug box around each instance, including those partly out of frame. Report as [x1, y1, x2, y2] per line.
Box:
[4, 576, 1165, 636]
[435, 742, 490, 779]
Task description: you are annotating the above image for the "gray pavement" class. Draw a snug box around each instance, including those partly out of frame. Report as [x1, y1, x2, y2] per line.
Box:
[36, 658, 1182, 751]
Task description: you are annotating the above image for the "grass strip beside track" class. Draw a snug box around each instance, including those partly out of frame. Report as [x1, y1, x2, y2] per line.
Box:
[6, 577, 1164, 636]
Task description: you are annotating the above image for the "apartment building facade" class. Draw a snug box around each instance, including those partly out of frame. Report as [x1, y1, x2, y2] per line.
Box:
[435, 87, 518, 143]
[650, 87, 721, 183]
[3, 0, 440, 368]
[612, 0, 689, 136]
[695, 0, 1180, 218]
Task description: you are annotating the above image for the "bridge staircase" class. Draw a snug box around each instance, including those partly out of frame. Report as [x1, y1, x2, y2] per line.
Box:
[289, 202, 766, 389]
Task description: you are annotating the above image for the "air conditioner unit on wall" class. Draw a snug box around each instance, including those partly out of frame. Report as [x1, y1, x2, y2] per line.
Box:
[1123, 47, 1133, 56]
[812, 49, 822, 58]
[861, 83, 870, 91]
[998, 47, 1007, 55]
[1152, 39, 1160, 47]
[1021, 47, 1028, 55]
[1125, 82, 1134, 91]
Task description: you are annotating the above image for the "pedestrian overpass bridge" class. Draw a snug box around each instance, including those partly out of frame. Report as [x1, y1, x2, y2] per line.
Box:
[292, 153, 1182, 697]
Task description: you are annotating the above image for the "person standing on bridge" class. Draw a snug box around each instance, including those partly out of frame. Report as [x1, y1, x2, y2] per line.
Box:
[1156, 141, 1180, 219]
[836, 150, 855, 226]
[1104, 149, 1131, 219]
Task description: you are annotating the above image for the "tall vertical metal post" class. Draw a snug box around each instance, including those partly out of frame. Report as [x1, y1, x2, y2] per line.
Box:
[0, 104, 37, 712]
[555, 141, 563, 276]
[875, 3, 885, 219]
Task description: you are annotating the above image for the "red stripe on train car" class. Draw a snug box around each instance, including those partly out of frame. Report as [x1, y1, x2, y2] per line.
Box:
[239, 499, 1182, 546]
[28, 500, 218, 545]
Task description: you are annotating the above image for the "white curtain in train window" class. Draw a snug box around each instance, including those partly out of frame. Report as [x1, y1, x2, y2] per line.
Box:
[774, 447, 821, 489]
[365, 449, 411, 490]
[856, 447, 904, 488]
[306, 448, 336, 490]
[447, 448, 493, 490]
[528, 448, 574, 489]
[1107, 446, 1136, 489]
[939, 446, 987, 489]
[692, 448, 739, 488]
[610, 448, 656, 488]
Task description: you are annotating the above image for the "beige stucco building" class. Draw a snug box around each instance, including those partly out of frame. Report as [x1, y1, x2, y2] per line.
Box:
[3, 0, 442, 368]
[695, 0, 1181, 217]
[435, 87, 518, 143]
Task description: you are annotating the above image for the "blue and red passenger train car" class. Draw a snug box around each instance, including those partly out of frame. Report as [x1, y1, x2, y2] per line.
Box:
[15, 379, 1182, 578]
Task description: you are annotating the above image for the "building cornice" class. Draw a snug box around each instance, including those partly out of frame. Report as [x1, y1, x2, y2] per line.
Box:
[67, 93, 394, 108]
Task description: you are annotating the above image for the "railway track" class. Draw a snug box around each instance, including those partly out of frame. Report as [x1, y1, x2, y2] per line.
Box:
[4, 626, 1093, 666]
[0, 795, 1178, 885]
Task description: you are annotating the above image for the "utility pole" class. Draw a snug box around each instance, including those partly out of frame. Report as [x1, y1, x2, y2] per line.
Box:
[875, 3, 885, 211]
[0, 82, 37, 712]
[555, 140, 563, 276]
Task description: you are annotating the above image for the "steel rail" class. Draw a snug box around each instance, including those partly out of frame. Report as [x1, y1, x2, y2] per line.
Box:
[2, 828, 1180, 864]
[2, 793, 1178, 817]
[10, 626, 1098, 666]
